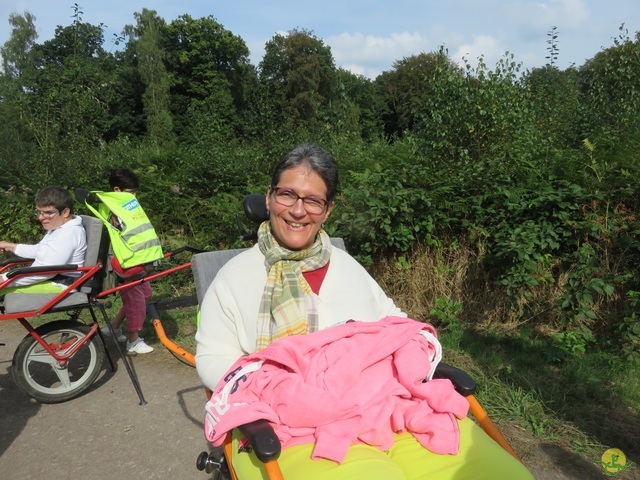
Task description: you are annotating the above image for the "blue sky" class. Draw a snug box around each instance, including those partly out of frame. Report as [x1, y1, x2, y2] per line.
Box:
[1, 0, 639, 78]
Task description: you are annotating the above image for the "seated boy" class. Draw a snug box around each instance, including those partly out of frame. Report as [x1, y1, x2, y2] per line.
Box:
[0, 186, 87, 295]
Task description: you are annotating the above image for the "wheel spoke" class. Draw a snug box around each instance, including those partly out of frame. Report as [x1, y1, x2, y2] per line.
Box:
[53, 365, 72, 388]
[25, 350, 59, 366]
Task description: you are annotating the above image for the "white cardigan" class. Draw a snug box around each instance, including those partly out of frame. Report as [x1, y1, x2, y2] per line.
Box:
[195, 244, 406, 389]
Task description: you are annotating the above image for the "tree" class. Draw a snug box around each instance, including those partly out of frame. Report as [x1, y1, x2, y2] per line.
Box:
[578, 26, 640, 163]
[380, 50, 463, 137]
[524, 65, 582, 175]
[162, 14, 252, 139]
[0, 11, 38, 78]
[331, 68, 386, 140]
[125, 8, 174, 147]
[11, 5, 120, 186]
[0, 11, 39, 188]
[260, 29, 336, 129]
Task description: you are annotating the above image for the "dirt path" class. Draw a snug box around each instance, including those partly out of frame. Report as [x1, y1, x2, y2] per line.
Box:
[0, 320, 210, 480]
[1, 319, 636, 480]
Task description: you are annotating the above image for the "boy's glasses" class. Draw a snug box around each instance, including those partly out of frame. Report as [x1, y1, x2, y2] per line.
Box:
[35, 209, 59, 218]
[272, 187, 328, 214]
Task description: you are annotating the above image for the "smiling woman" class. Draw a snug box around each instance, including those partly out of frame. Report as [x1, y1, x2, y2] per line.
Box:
[0, 186, 87, 295]
[195, 144, 535, 480]
[195, 143, 398, 384]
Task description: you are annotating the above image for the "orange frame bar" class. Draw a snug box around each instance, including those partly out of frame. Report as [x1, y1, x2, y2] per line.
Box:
[151, 317, 195, 366]
[466, 394, 521, 462]
[97, 262, 193, 298]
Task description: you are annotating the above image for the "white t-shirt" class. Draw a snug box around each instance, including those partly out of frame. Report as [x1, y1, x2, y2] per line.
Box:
[8, 215, 87, 286]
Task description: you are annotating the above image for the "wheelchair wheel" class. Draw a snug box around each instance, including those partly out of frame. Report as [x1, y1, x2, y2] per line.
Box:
[12, 320, 105, 403]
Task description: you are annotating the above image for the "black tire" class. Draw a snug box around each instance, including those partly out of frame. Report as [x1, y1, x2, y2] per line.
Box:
[12, 320, 105, 403]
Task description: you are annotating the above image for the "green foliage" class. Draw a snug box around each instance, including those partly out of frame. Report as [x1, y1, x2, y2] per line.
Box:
[331, 68, 386, 140]
[545, 26, 559, 66]
[132, 9, 174, 147]
[618, 291, 640, 363]
[332, 145, 438, 264]
[479, 181, 583, 303]
[579, 25, 640, 163]
[381, 49, 464, 136]
[0, 11, 37, 77]
[524, 65, 582, 173]
[2, 8, 640, 363]
[429, 297, 463, 332]
[0, 188, 42, 241]
[162, 13, 252, 139]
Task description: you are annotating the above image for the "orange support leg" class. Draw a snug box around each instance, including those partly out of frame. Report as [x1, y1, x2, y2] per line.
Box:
[466, 394, 521, 462]
[151, 318, 195, 366]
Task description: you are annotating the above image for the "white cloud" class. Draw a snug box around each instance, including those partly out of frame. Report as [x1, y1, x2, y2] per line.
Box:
[452, 34, 506, 69]
[326, 31, 431, 77]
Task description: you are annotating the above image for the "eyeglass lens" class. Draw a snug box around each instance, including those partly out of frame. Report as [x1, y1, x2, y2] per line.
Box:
[35, 209, 58, 217]
[274, 188, 327, 213]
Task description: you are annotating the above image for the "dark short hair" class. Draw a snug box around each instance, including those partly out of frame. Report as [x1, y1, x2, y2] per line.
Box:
[270, 144, 339, 201]
[35, 186, 74, 214]
[109, 167, 139, 191]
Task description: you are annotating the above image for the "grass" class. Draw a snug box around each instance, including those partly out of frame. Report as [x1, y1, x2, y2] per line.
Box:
[442, 325, 640, 452]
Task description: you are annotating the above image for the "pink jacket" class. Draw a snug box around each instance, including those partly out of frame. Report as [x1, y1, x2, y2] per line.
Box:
[204, 316, 469, 463]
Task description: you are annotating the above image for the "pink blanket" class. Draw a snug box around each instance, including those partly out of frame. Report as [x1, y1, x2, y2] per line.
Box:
[204, 316, 469, 463]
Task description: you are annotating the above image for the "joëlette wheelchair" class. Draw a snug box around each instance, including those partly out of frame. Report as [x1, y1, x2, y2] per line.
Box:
[0, 196, 204, 405]
[149, 194, 523, 480]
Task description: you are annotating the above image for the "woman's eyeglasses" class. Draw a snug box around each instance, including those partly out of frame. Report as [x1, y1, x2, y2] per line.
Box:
[272, 187, 328, 214]
[35, 209, 59, 218]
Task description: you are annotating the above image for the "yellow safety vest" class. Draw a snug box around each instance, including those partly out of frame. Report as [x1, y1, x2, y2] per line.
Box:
[85, 191, 163, 269]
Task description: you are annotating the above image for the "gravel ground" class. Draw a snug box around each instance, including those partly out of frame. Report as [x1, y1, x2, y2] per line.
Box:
[0, 319, 212, 480]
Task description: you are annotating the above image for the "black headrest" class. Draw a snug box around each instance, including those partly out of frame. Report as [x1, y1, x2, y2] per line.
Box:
[243, 194, 269, 223]
[74, 188, 97, 205]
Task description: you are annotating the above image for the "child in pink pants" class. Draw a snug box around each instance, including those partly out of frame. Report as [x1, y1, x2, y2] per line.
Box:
[100, 168, 155, 354]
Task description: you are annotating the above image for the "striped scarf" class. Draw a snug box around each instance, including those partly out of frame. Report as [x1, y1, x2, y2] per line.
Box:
[256, 221, 332, 350]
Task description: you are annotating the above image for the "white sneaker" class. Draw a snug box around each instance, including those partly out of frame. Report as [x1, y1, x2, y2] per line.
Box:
[101, 325, 126, 343]
[126, 338, 154, 354]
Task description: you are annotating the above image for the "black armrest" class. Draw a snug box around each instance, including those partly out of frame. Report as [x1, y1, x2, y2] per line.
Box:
[0, 256, 32, 268]
[433, 362, 476, 397]
[6, 264, 78, 278]
[238, 419, 281, 462]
